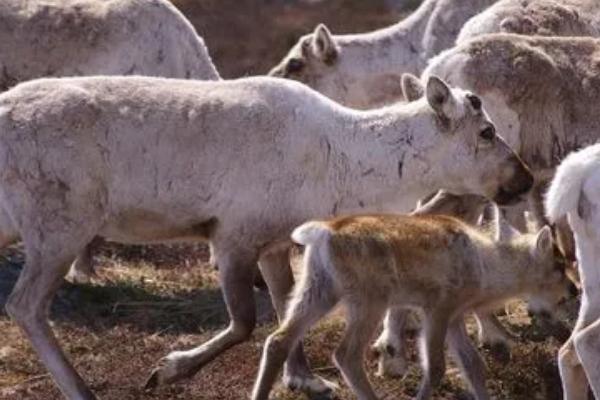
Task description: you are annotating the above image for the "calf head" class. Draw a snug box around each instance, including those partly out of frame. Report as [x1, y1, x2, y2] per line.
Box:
[519, 226, 579, 316]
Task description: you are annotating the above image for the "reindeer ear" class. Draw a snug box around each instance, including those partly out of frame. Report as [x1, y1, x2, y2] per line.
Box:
[312, 24, 338, 63]
[401, 73, 424, 102]
[426, 76, 453, 118]
[535, 225, 554, 254]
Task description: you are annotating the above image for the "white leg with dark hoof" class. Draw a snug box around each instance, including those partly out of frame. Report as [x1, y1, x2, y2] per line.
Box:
[146, 250, 258, 388]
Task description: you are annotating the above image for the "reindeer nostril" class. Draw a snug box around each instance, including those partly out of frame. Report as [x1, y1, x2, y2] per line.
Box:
[385, 345, 396, 357]
[372, 347, 381, 358]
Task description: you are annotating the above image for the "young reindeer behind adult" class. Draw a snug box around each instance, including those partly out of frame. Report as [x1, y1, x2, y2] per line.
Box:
[253, 210, 576, 400]
[0, 74, 532, 400]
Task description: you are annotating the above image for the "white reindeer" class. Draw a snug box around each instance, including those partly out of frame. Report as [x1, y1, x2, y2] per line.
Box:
[457, 0, 600, 43]
[546, 143, 600, 400]
[0, 0, 220, 89]
[268, 0, 497, 109]
[0, 75, 532, 399]
[0, 0, 222, 283]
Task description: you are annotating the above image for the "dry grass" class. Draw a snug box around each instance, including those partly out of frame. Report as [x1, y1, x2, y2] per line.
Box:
[0, 241, 574, 400]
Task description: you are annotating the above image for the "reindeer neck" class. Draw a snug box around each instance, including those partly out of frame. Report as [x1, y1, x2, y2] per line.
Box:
[324, 105, 440, 214]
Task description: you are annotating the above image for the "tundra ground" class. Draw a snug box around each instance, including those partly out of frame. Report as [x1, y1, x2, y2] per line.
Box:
[0, 241, 573, 400]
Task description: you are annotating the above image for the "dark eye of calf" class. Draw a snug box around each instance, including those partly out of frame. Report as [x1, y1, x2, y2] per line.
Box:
[479, 126, 496, 141]
[286, 58, 305, 74]
[467, 94, 482, 111]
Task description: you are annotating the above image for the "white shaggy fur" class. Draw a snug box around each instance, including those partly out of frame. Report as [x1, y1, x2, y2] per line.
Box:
[421, 33, 600, 253]
[458, 0, 600, 43]
[1, 0, 221, 285]
[545, 143, 600, 400]
[292, 221, 331, 245]
[0, 0, 220, 90]
[0, 75, 532, 399]
[269, 0, 496, 109]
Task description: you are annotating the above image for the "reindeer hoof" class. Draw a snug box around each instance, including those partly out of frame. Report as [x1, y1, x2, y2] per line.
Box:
[373, 345, 408, 379]
[283, 374, 339, 399]
[144, 353, 197, 390]
[484, 342, 511, 364]
[65, 267, 95, 284]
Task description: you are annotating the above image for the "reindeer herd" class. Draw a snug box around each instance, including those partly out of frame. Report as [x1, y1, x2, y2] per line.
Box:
[2, 0, 600, 399]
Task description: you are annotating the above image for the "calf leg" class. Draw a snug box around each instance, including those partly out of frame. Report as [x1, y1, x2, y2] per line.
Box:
[333, 301, 385, 400]
[373, 307, 410, 378]
[251, 262, 338, 400]
[447, 317, 489, 400]
[475, 312, 515, 363]
[146, 248, 258, 387]
[258, 247, 337, 398]
[6, 238, 97, 399]
[417, 309, 450, 400]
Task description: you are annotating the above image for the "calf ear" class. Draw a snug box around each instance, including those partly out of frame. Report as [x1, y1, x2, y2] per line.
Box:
[426, 76, 453, 117]
[535, 225, 554, 254]
[401, 73, 424, 102]
[312, 24, 338, 63]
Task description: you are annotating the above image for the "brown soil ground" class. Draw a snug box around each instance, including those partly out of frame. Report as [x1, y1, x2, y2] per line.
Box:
[0, 1, 581, 399]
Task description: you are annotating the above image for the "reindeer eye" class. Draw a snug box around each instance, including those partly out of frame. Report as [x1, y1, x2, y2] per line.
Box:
[286, 58, 305, 74]
[467, 94, 482, 111]
[479, 126, 496, 141]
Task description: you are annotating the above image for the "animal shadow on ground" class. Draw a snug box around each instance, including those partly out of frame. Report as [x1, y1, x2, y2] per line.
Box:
[0, 242, 274, 335]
